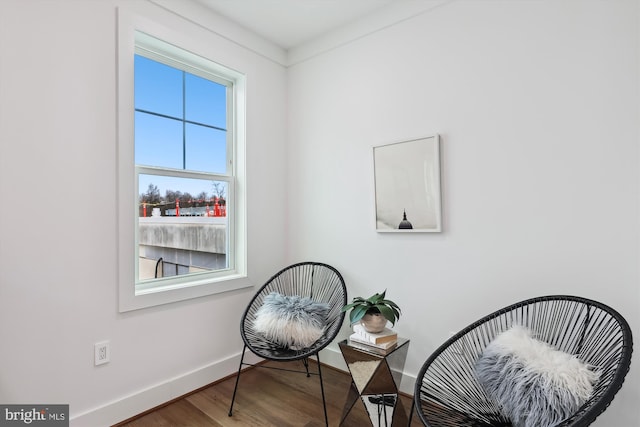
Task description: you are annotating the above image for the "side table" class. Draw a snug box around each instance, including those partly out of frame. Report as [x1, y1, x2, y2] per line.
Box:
[338, 337, 410, 426]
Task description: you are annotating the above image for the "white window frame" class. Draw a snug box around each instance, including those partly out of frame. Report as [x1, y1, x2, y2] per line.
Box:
[117, 8, 249, 312]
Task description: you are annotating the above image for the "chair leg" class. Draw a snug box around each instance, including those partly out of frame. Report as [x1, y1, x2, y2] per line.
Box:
[408, 396, 415, 426]
[302, 357, 311, 377]
[316, 352, 329, 427]
[228, 344, 247, 417]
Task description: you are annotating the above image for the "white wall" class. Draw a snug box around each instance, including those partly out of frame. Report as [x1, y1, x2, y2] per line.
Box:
[288, 0, 639, 425]
[0, 0, 287, 425]
[1, 0, 638, 425]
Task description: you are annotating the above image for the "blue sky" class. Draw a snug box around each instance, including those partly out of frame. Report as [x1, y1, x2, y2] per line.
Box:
[134, 55, 228, 199]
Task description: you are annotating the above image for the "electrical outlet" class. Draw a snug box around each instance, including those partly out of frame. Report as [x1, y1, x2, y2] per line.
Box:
[94, 341, 110, 366]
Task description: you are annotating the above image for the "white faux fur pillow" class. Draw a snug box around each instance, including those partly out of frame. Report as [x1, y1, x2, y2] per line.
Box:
[475, 326, 600, 427]
[253, 292, 330, 349]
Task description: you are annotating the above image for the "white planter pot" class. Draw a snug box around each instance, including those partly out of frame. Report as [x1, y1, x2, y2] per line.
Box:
[361, 312, 387, 333]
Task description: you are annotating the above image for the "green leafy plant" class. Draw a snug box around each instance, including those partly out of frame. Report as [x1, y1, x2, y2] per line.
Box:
[341, 290, 401, 326]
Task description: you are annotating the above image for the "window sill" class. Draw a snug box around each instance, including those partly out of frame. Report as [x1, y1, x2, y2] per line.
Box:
[119, 274, 252, 312]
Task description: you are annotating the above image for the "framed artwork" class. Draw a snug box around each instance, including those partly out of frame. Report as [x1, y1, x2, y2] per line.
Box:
[373, 135, 442, 232]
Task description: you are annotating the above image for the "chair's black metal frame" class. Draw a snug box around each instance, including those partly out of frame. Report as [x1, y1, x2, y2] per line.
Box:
[228, 262, 347, 427]
[411, 295, 633, 427]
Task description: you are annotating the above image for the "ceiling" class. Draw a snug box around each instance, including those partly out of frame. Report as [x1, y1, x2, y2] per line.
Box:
[195, 0, 399, 50]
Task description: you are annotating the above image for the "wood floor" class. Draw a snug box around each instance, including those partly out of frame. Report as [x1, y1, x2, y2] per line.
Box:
[115, 360, 424, 427]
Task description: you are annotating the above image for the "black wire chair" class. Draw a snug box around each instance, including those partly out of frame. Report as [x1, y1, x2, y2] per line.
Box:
[412, 295, 633, 427]
[228, 262, 347, 426]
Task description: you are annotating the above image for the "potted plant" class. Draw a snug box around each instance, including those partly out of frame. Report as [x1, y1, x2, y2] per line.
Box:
[341, 290, 401, 333]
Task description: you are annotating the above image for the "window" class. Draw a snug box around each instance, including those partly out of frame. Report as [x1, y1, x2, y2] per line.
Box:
[134, 48, 232, 284]
[118, 12, 248, 311]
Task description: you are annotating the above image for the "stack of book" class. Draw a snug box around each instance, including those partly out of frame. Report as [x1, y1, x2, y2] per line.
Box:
[349, 324, 398, 350]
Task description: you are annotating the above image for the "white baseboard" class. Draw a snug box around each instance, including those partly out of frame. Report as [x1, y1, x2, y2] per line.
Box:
[70, 351, 262, 427]
[71, 346, 416, 426]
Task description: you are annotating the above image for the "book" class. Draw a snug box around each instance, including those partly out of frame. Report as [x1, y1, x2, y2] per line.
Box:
[352, 324, 398, 344]
[349, 333, 397, 350]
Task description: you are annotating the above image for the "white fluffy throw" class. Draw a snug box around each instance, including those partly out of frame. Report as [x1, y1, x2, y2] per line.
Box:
[253, 292, 330, 349]
[475, 326, 600, 427]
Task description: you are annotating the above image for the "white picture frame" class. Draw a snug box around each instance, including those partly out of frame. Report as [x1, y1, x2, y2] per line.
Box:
[373, 135, 442, 232]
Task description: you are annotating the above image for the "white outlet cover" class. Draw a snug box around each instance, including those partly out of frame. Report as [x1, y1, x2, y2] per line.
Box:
[94, 341, 110, 366]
